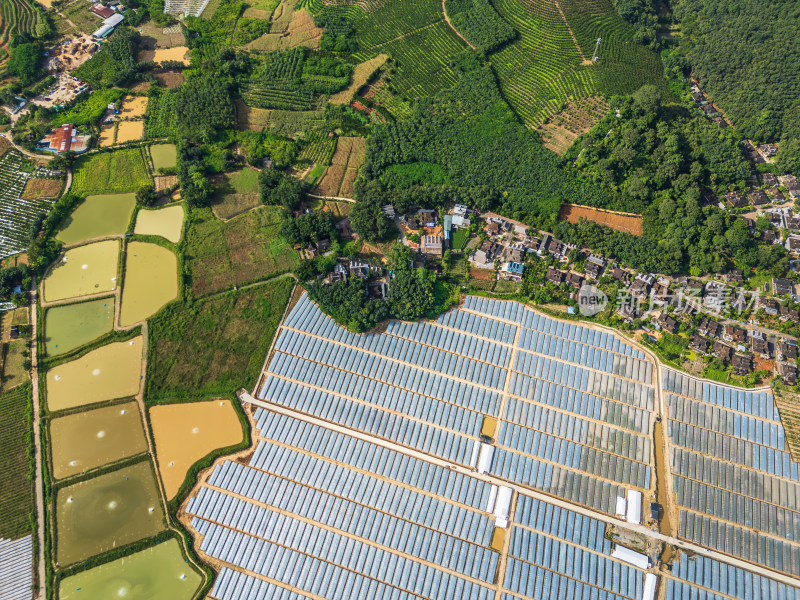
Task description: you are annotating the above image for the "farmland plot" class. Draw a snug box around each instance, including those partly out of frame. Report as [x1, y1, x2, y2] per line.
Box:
[70, 148, 152, 196]
[0, 384, 33, 540]
[315, 137, 366, 197]
[0, 150, 57, 258]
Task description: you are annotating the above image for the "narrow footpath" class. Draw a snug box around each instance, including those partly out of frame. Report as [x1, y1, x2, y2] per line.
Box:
[29, 280, 46, 600]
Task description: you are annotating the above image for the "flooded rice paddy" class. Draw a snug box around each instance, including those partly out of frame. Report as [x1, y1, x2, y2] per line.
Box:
[44, 298, 115, 356]
[43, 240, 120, 303]
[133, 204, 185, 244]
[119, 242, 178, 326]
[150, 399, 243, 499]
[49, 401, 147, 480]
[55, 461, 166, 566]
[58, 538, 201, 600]
[46, 336, 144, 412]
[56, 194, 136, 245]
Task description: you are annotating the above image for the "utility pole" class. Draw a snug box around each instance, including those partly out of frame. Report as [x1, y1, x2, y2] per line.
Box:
[592, 37, 601, 62]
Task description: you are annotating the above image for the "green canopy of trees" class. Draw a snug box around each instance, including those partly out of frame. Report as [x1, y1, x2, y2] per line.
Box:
[675, 0, 800, 143]
[362, 66, 608, 230]
[306, 278, 389, 332]
[7, 43, 44, 86]
[174, 76, 235, 143]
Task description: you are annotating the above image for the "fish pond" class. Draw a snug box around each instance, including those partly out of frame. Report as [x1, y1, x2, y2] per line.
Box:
[43, 241, 119, 303]
[133, 204, 184, 244]
[56, 194, 136, 245]
[58, 538, 201, 600]
[49, 401, 147, 480]
[44, 298, 115, 356]
[46, 336, 143, 412]
[55, 461, 166, 566]
[150, 399, 243, 499]
[119, 242, 178, 327]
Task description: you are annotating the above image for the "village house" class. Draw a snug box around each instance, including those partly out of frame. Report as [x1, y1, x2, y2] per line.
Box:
[787, 237, 800, 254]
[689, 334, 709, 354]
[546, 267, 565, 285]
[584, 255, 605, 280]
[778, 338, 798, 361]
[723, 324, 747, 344]
[759, 297, 780, 316]
[780, 303, 800, 322]
[547, 238, 564, 257]
[500, 261, 525, 282]
[472, 240, 498, 266]
[700, 104, 719, 117]
[732, 353, 752, 374]
[748, 189, 769, 206]
[630, 274, 654, 301]
[761, 172, 778, 187]
[725, 270, 744, 286]
[749, 332, 769, 358]
[325, 262, 348, 284]
[713, 340, 734, 363]
[505, 244, 526, 263]
[418, 209, 437, 227]
[617, 304, 638, 322]
[724, 191, 748, 208]
[773, 277, 795, 297]
[523, 237, 540, 253]
[611, 267, 631, 287]
[769, 188, 786, 204]
[778, 361, 797, 384]
[656, 313, 679, 335]
[759, 143, 778, 159]
[537, 234, 551, 257]
[349, 260, 370, 278]
[566, 272, 584, 290]
[421, 235, 443, 258]
[487, 221, 502, 237]
[788, 181, 800, 201]
[763, 229, 778, 243]
[651, 279, 670, 304]
[698, 317, 721, 338]
[703, 281, 729, 312]
[382, 205, 396, 219]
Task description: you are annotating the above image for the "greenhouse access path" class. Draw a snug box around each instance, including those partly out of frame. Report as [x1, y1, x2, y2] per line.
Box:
[28, 281, 45, 600]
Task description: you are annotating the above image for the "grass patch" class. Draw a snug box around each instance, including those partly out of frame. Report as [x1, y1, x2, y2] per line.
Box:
[70, 148, 152, 196]
[209, 168, 262, 220]
[451, 228, 470, 250]
[145, 277, 293, 402]
[185, 206, 300, 296]
[0, 383, 34, 539]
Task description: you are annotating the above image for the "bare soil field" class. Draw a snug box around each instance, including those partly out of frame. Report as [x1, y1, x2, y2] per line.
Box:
[119, 96, 148, 119]
[235, 99, 272, 131]
[537, 97, 610, 155]
[329, 54, 388, 105]
[315, 137, 366, 197]
[245, 9, 322, 51]
[154, 71, 185, 89]
[559, 203, 643, 236]
[21, 178, 63, 200]
[116, 120, 144, 143]
[138, 46, 189, 65]
[98, 123, 116, 147]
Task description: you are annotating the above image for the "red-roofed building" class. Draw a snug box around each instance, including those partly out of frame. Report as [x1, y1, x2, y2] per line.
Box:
[91, 3, 115, 18]
[38, 124, 90, 154]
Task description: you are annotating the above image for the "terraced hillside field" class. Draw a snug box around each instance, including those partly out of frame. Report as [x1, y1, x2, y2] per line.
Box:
[314, 0, 469, 101]
[489, 0, 665, 127]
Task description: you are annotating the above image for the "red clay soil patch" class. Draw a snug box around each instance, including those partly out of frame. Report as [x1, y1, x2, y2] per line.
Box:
[559, 203, 643, 236]
[470, 267, 495, 280]
[154, 71, 185, 89]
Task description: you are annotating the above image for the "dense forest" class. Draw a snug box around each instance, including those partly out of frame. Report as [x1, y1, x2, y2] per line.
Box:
[675, 0, 800, 148]
[362, 65, 609, 231]
[568, 85, 750, 214]
[562, 86, 786, 275]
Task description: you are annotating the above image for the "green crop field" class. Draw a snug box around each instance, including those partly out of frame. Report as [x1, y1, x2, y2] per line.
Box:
[0, 384, 34, 540]
[145, 90, 178, 139]
[70, 148, 152, 196]
[145, 277, 294, 402]
[184, 206, 300, 296]
[489, 0, 665, 127]
[297, 129, 337, 164]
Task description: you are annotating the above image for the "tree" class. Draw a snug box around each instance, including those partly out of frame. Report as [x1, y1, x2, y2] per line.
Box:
[389, 268, 435, 320]
[632, 84, 661, 114]
[350, 199, 394, 242]
[135, 184, 157, 207]
[7, 43, 43, 85]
